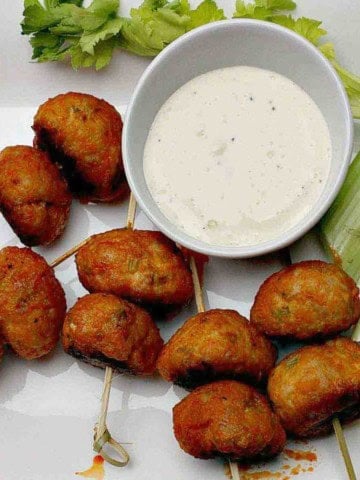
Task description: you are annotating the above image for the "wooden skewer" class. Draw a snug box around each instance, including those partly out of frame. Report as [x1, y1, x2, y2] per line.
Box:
[49, 192, 138, 269]
[47, 194, 137, 467]
[334, 318, 360, 480]
[46, 199, 358, 476]
[284, 253, 357, 480]
[92, 193, 137, 467]
[189, 257, 240, 480]
[332, 417, 356, 480]
[49, 238, 89, 268]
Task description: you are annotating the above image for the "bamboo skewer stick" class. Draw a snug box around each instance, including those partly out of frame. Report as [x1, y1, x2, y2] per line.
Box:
[189, 257, 240, 480]
[330, 283, 360, 480]
[49, 238, 89, 268]
[47, 194, 137, 467]
[45, 197, 357, 476]
[334, 317, 360, 480]
[92, 366, 130, 467]
[92, 193, 137, 467]
[332, 417, 356, 480]
[285, 253, 357, 480]
[49, 194, 138, 269]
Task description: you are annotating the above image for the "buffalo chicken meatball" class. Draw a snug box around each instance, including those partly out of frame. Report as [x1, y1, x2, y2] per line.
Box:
[62, 293, 163, 375]
[0, 146, 71, 246]
[157, 309, 277, 389]
[75, 229, 194, 315]
[250, 261, 360, 340]
[33, 92, 128, 203]
[0, 247, 66, 359]
[173, 380, 286, 461]
[268, 337, 360, 438]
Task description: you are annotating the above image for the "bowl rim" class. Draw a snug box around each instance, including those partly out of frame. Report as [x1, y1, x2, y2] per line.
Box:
[123, 18, 354, 258]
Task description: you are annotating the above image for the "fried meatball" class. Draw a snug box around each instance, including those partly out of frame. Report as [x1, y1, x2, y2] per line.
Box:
[0, 146, 71, 246]
[75, 229, 194, 315]
[157, 309, 277, 389]
[250, 261, 360, 340]
[0, 247, 66, 359]
[62, 293, 163, 375]
[268, 337, 360, 438]
[173, 380, 286, 461]
[33, 92, 128, 203]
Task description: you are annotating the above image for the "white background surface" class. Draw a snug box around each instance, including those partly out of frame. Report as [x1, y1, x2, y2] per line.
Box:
[0, 1, 359, 479]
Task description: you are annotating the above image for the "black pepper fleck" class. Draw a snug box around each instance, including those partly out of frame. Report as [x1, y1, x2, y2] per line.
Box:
[272, 106, 276, 111]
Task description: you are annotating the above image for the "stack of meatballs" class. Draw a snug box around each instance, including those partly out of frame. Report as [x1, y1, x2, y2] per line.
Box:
[166, 260, 360, 463]
[0, 92, 359, 471]
[0, 91, 130, 362]
[0, 92, 128, 247]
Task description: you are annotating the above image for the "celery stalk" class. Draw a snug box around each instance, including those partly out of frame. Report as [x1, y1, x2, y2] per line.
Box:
[319, 151, 360, 283]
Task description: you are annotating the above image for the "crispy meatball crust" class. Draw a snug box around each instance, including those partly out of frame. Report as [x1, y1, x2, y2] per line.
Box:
[33, 92, 128, 203]
[75, 229, 194, 314]
[173, 380, 286, 461]
[250, 261, 360, 340]
[0, 247, 66, 359]
[62, 293, 164, 375]
[157, 309, 277, 389]
[268, 337, 360, 438]
[0, 146, 71, 246]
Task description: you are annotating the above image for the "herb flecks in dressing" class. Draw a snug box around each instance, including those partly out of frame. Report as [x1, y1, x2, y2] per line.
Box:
[144, 66, 331, 247]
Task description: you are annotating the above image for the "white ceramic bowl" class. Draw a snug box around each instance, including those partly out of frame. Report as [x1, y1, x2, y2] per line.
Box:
[123, 19, 353, 258]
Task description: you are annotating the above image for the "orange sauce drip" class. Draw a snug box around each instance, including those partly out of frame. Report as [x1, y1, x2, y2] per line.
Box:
[240, 471, 283, 479]
[284, 448, 317, 462]
[289, 464, 302, 476]
[223, 446, 318, 480]
[76, 455, 105, 480]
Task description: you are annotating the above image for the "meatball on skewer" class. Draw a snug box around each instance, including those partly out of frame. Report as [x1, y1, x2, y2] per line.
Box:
[250, 260, 360, 340]
[0, 247, 66, 359]
[268, 337, 360, 438]
[0, 146, 71, 246]
[75, 228, 194, 316]
[173, 380, 286, 461]
[62, 293, 163, 376]
[157, 309, 277, 389]
[33, 92, 129, 203]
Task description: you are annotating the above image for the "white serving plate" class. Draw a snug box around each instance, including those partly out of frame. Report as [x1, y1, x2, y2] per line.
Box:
[0, 1, 359, 479]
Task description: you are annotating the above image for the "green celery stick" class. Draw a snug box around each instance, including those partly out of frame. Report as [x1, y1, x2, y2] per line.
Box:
[319, 151, 360, 283]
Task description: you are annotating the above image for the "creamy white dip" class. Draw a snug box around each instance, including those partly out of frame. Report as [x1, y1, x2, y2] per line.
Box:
[144, 66, 331, 246]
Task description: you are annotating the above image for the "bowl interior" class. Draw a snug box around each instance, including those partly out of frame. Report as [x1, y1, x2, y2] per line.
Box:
[123, 19, 353, 258]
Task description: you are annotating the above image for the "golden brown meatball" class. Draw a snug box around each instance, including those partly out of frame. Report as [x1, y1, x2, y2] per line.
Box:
[0, 247, 66, 359]
[0, 146, 71, 246]
[62, 293, 163, 375]
[157, 309, 277, 389]
[173, 380, 286, 461]
[33, 92, 128, 203]
[75, 229, 194, 316]
[268, 337, 360, 438]
[250, 261, 360, 340]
